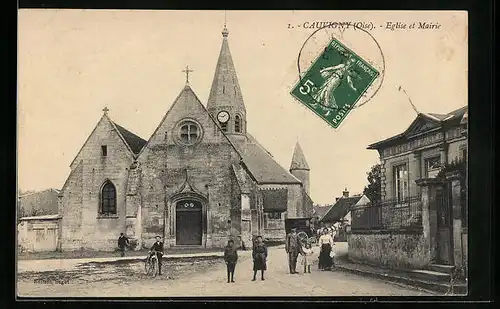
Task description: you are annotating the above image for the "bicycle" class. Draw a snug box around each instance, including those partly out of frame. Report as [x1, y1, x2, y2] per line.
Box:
[145, 250, 161, 277]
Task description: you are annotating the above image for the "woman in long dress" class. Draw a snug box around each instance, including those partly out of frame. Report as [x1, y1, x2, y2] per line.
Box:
[252, 236, 268, 281]
[318, 228, 334, 270]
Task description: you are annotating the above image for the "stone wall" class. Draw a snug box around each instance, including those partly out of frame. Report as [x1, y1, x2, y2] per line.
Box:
[263, 228, 286, 241]
[137, 88, 243, 248]
[59, 116, 134, 251]
[59, 162, 84, 250]
[347, 231, 429, 269]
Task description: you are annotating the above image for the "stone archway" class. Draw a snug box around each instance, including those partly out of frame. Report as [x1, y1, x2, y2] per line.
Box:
[167, 193, 208, 247]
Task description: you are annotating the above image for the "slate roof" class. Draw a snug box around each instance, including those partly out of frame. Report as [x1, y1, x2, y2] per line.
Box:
[290, 142, 310, 170]
[229, 135, 301, 184]
[368, 105, 467, 150]
[112, 122, 147, 155]
[261, 188, 288, 212]
[207, 26, 246, 114]
[320, 195, 363, 223]
[313, 205, 330, 218]
[427, 106, 468, 123]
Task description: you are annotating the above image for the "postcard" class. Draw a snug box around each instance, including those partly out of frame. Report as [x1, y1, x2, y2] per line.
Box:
[17, 9, 468, 297]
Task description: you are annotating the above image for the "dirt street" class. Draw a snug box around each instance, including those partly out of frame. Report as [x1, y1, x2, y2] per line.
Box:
[17, 245, 432, 297]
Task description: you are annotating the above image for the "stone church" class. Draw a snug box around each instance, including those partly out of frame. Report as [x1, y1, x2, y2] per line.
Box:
[58, 25, 314, 251]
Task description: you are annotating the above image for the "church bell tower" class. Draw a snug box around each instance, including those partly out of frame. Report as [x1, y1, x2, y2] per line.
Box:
[290, 142, 310, 195]
[207, 24, 247, 140]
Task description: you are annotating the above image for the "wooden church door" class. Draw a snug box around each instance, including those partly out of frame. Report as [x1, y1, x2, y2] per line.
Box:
[176, 200, 203, 245]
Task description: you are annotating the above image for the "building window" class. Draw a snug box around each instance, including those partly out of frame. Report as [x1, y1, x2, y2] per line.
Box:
[394, 164, 408, 202]
[164, 131, 168, 141]
[241, 194, 250, 210]
[178, 121, 201, 145]
[425, 156, 441, 178]
[235, 115, 241, 133]
[264, 212, 283, 229]
[100, 181, 117, 215]
[220, 121, 228, 132]
[101, 145, 107, 157]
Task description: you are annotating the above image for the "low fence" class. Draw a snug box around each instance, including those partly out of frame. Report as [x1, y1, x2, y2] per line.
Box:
[351, 196, 422, 231]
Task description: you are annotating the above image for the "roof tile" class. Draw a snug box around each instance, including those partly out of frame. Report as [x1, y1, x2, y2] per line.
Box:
[112, 122, 147, 155]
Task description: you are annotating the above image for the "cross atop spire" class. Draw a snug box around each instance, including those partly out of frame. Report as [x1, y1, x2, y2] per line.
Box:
[102, 106, 109, 115]
[182, 65, 194, 84]
[222, 12, 229, 38]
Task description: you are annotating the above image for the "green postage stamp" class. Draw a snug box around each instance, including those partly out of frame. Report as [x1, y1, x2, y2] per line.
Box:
[291, 37, 380, 129]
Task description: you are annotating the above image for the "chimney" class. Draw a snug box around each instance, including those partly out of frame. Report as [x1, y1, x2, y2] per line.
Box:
[342, 187, 349, 198]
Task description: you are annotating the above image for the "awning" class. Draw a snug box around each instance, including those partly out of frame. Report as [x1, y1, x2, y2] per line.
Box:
[261, 188, 288, 212]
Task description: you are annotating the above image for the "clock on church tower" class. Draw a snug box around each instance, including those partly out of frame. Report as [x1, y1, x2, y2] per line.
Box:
[217, 111, 230, 123]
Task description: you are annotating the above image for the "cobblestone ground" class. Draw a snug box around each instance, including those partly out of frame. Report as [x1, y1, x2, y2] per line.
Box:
[17, 246, 432, 297]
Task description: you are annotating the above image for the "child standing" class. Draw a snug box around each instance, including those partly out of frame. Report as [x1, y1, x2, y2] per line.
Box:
[223, 239, 238, 283]
[301, 242, 314, 274]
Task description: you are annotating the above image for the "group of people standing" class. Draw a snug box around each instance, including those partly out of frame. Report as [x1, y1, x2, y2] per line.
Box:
[223, 235, 268, 283]
[285, 228, 315, 274]
[119, 228, 335, 282]
[225, 227, 336, 284]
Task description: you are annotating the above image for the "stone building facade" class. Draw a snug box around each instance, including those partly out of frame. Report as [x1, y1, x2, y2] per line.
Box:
[348, 106, 468, 273]
[368, 106, 468, 202]
[57, 26, 313, 251]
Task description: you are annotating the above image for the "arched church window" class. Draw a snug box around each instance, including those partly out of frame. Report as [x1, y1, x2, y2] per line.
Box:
[100, 181, 117, 215]
[178, 120, 202, 145]
[235, 115, 241, 133]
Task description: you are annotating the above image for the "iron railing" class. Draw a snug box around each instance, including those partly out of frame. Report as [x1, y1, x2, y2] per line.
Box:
[351, 195, 422, 231]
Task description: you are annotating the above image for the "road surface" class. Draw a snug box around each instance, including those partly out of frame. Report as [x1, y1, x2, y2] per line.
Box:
[17, 245, 432, 297]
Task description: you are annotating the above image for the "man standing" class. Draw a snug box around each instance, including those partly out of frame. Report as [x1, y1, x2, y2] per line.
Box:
[150, 236, 164, 275]
[117, 233, 129, 257]
[285, 228, 301, 274]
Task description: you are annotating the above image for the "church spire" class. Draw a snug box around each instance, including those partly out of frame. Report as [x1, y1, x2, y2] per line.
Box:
[290, 141, 310, 195]
[207, 23, 246, 136]
[290, 141, 310, 171]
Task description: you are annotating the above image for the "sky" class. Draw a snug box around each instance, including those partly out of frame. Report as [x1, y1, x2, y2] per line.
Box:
[18, 10, 467, 205]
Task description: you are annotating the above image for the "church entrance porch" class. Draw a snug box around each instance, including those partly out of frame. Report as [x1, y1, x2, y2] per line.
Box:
[175, 200, 203, 246]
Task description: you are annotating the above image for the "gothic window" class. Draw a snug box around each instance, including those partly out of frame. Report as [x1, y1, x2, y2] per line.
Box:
[394, 164, 408, 202]
[178, 121, 201, 145]
[101, 145, 107, 157]
[235, 115, 241, 133]
[100, 181, 117, 215]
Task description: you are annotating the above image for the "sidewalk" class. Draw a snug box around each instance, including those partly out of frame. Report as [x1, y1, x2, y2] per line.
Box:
[333, 256, 467, 295]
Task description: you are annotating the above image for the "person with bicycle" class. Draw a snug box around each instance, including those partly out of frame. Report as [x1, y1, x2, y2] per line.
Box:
[149, 235, 164, 275]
